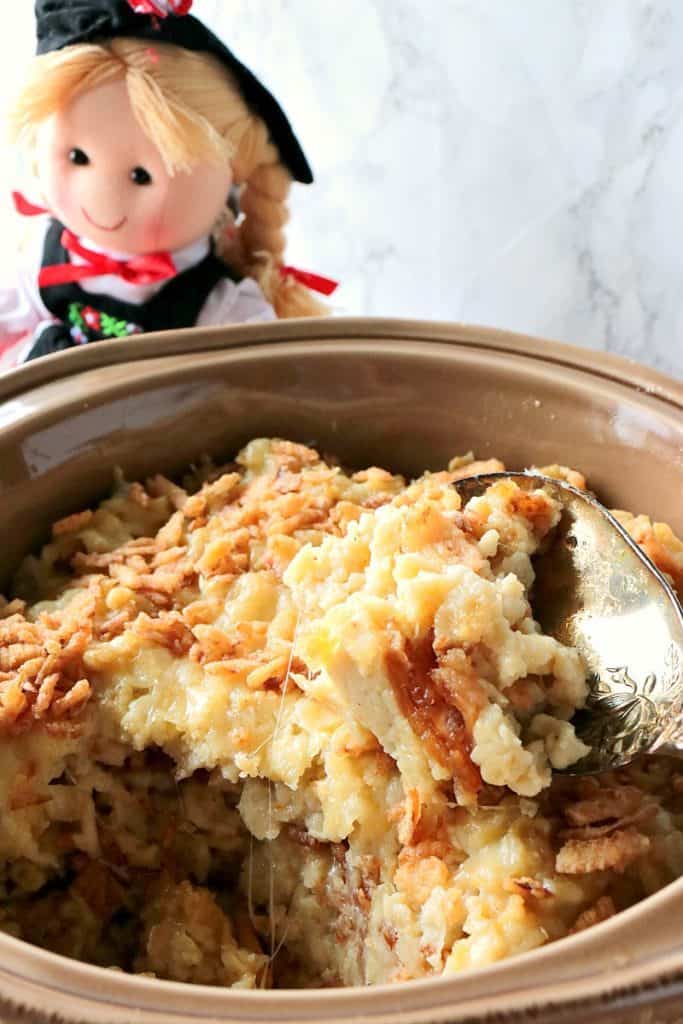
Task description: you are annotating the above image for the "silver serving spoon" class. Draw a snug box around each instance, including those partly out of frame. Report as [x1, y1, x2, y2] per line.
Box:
[453, 472, 683, 774]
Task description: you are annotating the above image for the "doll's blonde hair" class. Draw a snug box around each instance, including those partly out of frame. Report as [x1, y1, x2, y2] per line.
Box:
[9, 39, 327, 318]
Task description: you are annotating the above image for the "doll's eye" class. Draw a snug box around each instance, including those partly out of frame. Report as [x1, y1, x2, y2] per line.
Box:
[69, 148, 90, 166]
[130, 166, 153, 186]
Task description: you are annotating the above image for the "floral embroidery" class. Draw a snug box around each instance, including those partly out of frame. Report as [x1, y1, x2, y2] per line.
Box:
[128, 0, 193, 17]
[68, 302, 143, 344]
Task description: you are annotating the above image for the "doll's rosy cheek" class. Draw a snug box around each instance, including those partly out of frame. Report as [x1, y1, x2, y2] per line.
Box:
[35, 140, 72, 210]
[43, 168, 77, 221]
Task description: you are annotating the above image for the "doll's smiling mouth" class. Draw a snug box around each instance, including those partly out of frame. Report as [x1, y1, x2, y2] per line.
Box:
[81, 208, 128, 232]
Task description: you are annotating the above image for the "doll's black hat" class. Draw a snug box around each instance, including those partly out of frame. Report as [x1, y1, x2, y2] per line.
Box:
[34, 0, 313, 184]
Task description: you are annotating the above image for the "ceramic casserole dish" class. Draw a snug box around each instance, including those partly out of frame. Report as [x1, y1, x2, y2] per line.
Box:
[0, 317, 681, 1024]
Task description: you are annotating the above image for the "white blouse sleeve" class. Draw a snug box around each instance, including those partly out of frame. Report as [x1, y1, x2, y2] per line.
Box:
[196, 276, 277, 327]
[0, 221, 52, 338]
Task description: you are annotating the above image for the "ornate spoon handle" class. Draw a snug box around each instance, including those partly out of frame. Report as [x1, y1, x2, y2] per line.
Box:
[454, 471, 683, 775]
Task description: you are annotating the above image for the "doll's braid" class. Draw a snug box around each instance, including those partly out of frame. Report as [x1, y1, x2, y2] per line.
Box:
[224, 119, 327, 318]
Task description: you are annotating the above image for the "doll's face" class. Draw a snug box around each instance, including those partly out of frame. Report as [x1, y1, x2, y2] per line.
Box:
[36, 79, 233, 253]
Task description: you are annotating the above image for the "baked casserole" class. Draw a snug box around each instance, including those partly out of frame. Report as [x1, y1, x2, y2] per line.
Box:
[0, 438, 682, 988]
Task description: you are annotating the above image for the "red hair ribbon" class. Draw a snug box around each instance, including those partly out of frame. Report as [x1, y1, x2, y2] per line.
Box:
[39, 230, 177, 288]
[12, 191, 48, 217]
[279, 266, 339, 296]
[128, 0, 193, 17]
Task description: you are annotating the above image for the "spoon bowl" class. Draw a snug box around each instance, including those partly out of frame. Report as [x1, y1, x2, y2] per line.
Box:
[453, 472, 683, 774]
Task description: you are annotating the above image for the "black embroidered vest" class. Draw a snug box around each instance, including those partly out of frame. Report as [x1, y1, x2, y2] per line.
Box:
[27, 220, 238, 361]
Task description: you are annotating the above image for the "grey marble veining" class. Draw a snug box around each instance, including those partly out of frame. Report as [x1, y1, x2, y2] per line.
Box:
[2, 2, 682, 378]
[194, 0, 683, 379]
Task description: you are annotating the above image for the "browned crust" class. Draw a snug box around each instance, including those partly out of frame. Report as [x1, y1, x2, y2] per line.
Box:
[509, 489, 558, 537]
[563, 785, 644, 826]
[614, 511, 683, 600]
[0, 587, 97, 735]
[569, 895, 616, 934]
[52, 509, 94, 537]
[503, 876, 552, 900]
[448, 458, 506, 481]
[384, 633, 483, 798]
[555, 827, 650, 874]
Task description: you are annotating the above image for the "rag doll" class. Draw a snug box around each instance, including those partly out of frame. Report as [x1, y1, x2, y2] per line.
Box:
[0, 0, 335, 368]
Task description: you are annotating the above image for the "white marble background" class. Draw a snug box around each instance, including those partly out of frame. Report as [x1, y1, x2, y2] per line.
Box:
[1, 1, 682, 378]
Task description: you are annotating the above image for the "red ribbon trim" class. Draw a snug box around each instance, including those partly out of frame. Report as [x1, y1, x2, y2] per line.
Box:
[280, 265, 339, 296]
[128, 0, 193, 17]
[13, 192, 337, 296]
[38, 230, 177, 288]
[12, 191, 48, 217]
